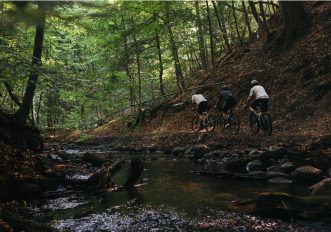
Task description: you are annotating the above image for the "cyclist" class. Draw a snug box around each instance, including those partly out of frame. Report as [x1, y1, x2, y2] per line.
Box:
[245, 80, 269, 113]
[192, 90, 208, 130]
[215, 86, 236, 128]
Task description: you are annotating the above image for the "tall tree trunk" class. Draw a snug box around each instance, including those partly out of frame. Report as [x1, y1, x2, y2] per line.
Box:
[165, 2, 185, 90]
[248, 1, 262, 26]
[14, 7, 46, 124]
[271, 1, 277, 13]
[36, 91, 43, 125]
[259, 1, 271, 39]
[232, 1, 243, 45]
[194, 1, 208, 70]
[3, 81, 21, 107]
[122, 17, 135, 112]
[242, 1, 252, 37]
[155, 31, 165, 97]
[46, 92, 54, 128]
[132, 29, 142, 107]
[132, 16, 142, 106]
[212, 1, 231, 50]
[279, 1, 305, 46]
[206, 1, 215, 70]
[136, 54, 142, 106]
[0, 1, 4, 26]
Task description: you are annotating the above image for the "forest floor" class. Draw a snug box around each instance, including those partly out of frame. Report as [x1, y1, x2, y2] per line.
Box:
[62, 1, 331, 151]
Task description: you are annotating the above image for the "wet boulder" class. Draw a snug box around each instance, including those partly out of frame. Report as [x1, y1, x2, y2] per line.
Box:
[268, 177, 293, 184]
[255, 149, 286, 167]
[185, 144, 210, 160]
[197, 158, 206, 163]
[205, 150, 230, 158]
[246, 160, 263, 172]
[291, 165, 322, 183]
[280, 161, 296, 173]
[268, 145, 282, 151]
[267, 166, 280, 172]
[248, 171, 267, 179]
[82, 152, 110, 166]
[327, 168, 331, 177]
[266, 171, 292, 179]
[240, 192, 331, 220]
[310, 134, 331, 150]
[172, 147, 186, 156]
[309, 178, 331, 195]
[305, 154, 331, 171]
[248, 149, 260, 157]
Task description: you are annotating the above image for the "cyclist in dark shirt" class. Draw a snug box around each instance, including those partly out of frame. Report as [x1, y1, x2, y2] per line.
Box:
[215, 86, 236, 128]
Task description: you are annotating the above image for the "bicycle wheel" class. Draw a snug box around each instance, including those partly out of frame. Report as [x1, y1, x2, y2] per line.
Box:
[206, 115, 216, 132]
[191, 116, 200, 132]
[219, 116, 225, 132]
[228, 113, 240, 134]
[261, 113, 272, 136]
[249, 113, 260, 134]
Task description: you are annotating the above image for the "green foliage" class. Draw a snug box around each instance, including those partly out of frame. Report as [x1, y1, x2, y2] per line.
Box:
[0, 0, 274, 128]
[75, 133, 93, 143]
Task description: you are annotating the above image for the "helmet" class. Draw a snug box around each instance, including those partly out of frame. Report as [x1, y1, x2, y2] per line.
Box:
[250, 80, 259, 85]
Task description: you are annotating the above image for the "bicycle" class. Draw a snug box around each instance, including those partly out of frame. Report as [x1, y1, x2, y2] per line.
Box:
[248, 105, 272, 136]
[218, 109, 240, 134]
[191, 111, 216, 132]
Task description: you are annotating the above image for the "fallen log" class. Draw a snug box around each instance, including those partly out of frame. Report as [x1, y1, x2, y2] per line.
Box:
[65, 158, 126, 188]
[65, 158, 144, 190]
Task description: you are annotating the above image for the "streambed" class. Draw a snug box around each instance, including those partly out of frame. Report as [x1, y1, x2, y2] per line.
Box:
[25, 146, 330, 231]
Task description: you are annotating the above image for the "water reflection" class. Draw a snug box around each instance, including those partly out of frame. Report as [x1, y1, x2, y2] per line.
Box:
[27, 150, 330, 231]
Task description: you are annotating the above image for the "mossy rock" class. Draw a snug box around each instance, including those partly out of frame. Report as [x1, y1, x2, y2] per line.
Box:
[237, 192, 331, 220]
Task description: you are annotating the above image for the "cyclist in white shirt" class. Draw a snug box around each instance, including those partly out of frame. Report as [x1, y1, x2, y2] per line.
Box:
[192, 90, 208, 130]
[245, 80, 269, 113]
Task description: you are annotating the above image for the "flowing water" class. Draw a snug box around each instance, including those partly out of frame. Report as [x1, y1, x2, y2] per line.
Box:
[26, 147, 330, 231]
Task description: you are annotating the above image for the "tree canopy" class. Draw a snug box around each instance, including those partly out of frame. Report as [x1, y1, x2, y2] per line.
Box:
[0, 1, 283, 128]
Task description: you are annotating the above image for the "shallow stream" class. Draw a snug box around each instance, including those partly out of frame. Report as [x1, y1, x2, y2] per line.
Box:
[26, 147, 330, 231]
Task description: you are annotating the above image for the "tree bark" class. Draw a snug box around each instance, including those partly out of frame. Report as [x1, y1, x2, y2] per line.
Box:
[232, 1, 243, 45]
[122, 17, 136, 112]
[248, 1, 262, 26]
[259, 1, 271, 39]
[14, 7, 46, 124]
[206, 1, 215, 70]
[3, 81, 21, 107]
[131, 16, 142, 106]
[279, 1, 305, 46]
[165, 2, 185, 90]
[212, 1, 231, 50]
[242, 1, 252, 37]
[155, 31, 165, 97]
[194, 1, 208, 70]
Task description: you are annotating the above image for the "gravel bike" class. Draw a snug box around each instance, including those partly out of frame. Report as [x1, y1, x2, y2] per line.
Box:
[191, 111, 216, 132]
[249, 105, 272, 136]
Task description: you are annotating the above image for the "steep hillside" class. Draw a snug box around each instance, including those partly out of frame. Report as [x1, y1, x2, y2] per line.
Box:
[78, 1, 331, 149]
[139, 1, 331, 137]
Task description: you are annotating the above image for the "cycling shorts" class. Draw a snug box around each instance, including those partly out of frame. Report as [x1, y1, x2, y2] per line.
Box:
[251, 98, 269, 112]
[198, 101, 208, 114]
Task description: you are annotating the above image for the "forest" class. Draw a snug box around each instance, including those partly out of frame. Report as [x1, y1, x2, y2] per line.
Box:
[0, 1, 331, 231]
